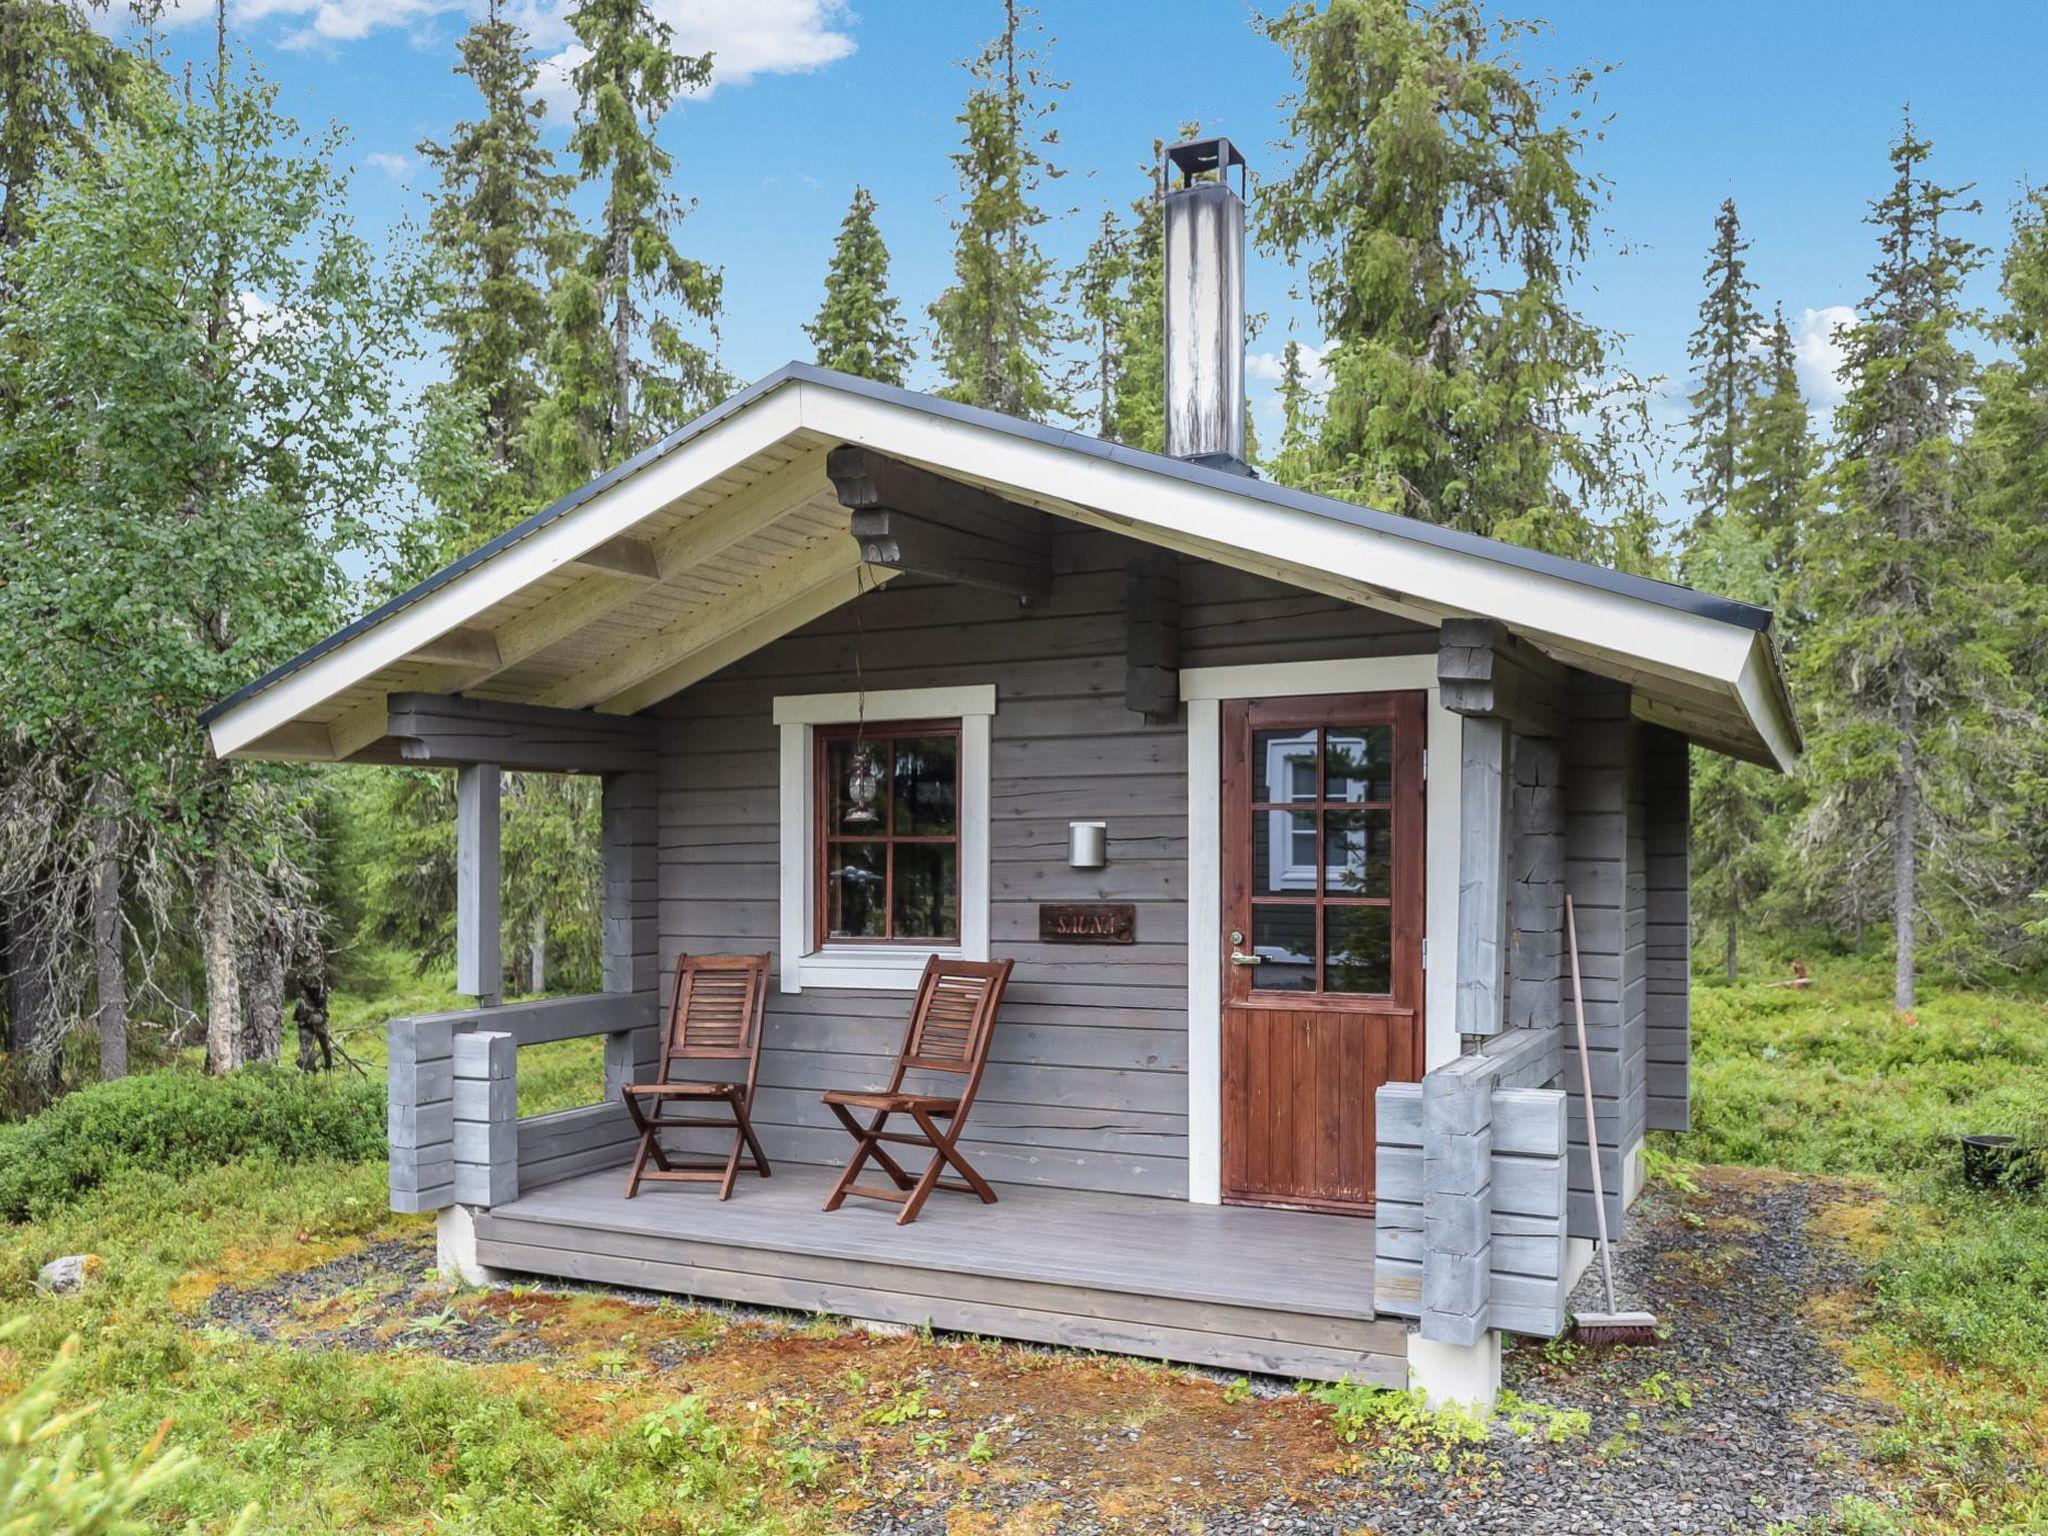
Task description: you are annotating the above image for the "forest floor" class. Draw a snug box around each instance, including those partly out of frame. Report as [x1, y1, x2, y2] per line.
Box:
[0, 956, 2041, 1533]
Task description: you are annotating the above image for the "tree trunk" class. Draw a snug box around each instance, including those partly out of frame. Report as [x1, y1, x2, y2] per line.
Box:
[610, 206, 632, 455]
[1724, 897, 1739, 985]
[289, 932, 333, 1072]
[242, 912, 286, 1066]
[199, 859, 242, 1073]
[3, 898, 59, 1103]
[1892, 700, 1918, 1015]
[529, 908, 546, 994]
[91, 799, 128, 1081]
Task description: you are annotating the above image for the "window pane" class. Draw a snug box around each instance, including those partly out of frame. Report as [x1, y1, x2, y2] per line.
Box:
[827, 737, 888, 832]
[892, 736, 958, 836]
[892, 843, 959, 940]
[1325, 725, 1394, 803]
[1252, 808, 1320, 896]
[1253, 728, 1318, 803]
[825, 841, 887, 938]
[1325, 808, 1392, 899]
[1325, 905, 1392, 995]
[1250, 904, 1316, 991]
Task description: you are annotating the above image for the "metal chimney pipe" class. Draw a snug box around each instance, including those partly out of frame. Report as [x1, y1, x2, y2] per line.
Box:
[1163, 136, 1249, 475]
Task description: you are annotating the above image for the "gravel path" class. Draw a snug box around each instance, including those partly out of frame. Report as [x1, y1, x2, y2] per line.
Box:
[202, 1168, 1898, 1534]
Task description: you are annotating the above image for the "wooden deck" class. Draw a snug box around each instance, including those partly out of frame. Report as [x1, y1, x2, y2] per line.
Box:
[474, 1164, 1407, 1384]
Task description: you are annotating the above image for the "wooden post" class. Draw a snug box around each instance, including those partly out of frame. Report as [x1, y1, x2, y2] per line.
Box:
[601, 769, 659, 1099]
[1420, 1057, 1494, 1346]
[452, 1030, 518, 1208]
[1455, 715, 1509, 1037]
[456, 762, 501, 1006]
[388, 1015, 456, 1213]
[1507, 733, 1564, 1031]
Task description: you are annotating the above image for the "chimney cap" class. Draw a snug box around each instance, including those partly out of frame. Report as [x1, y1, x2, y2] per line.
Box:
[1165, 136, 1247, 197]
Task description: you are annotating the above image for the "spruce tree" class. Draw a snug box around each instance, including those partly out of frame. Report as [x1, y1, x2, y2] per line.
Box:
[1732, 308, 1817, 586]
[417, 0, 574, 547]
[805, 186, 911, 386]
[1066, 208, 1129, 437]
[1796, 117, 2026, 1009]
[1683, 199, 1763, 539]
[532, 0, 724, 486]
[1255, 0, 1649, 557]
[1266, 337, 1321, 488]
[929, 0, 1069, 421]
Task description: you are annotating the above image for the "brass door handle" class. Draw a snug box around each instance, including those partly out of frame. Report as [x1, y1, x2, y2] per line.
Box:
[1230, 950, 1263, 967]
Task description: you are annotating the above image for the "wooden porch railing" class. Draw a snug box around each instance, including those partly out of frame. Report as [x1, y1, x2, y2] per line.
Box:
[387, 990, 659, 1214]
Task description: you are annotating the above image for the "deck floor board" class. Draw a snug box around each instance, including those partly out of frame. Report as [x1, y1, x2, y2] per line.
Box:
[472, 1164, 1403, 1382]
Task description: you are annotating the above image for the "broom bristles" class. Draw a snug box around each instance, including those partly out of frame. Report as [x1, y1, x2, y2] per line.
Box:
[1573, 1311, 1661, 1346]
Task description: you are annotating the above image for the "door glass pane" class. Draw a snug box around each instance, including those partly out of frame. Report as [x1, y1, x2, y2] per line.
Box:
[1250, 904, 1316, 991]
[1253, 808, 1320, 897]
[1325, 808, 1392, 899]
[1325, 724, 1394, 803]
[892, 736, 958, 835]
[825, 842, 887, 938]
[1253, 728, 1318, 803]
[891, 843, 959, 940]
[1325, 905, 1392, 995]
[827, 738, 888, 832]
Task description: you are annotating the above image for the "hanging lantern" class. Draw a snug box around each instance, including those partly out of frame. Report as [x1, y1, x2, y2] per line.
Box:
[844, 741, 883, 825]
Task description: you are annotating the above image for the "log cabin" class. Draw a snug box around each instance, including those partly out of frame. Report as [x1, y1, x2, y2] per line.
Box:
[203, 137, 1797, 1408]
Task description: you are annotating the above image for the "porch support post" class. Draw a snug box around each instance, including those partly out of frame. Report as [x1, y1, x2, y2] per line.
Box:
[1453, 715, 1509, 1037]
[455, 762, 501, 1006]
[1420, 1056, 1494, 1348]
[451, 1030, 518, 1209]
[601, 768, 659, 1099]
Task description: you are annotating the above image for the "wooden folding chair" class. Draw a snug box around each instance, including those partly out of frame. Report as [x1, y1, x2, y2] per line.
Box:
[820, 956, 1014, 1226]
[622, 953, 772, 1201]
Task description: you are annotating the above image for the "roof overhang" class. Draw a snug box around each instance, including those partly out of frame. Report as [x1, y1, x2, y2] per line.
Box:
[205, 364, 1801, 772]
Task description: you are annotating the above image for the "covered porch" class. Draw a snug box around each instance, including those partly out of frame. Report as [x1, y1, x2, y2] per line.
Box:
[471, 1162, 1401, 1384]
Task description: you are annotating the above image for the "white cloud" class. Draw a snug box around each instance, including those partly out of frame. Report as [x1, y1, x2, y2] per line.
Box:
[139, 0, 856, 84]
[1790, 304, 1857, 408]
[1247, 338, 1333, 394]
[364, 150, 414, 178]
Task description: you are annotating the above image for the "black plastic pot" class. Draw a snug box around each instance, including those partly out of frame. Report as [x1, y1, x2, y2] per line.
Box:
[1960, 1134, 2044, 1193]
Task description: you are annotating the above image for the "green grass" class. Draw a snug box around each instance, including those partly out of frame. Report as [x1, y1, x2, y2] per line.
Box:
[1677, 956, 2048, 1534]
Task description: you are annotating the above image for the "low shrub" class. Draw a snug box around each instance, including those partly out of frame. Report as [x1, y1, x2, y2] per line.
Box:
[0, 1067, 383, 1221]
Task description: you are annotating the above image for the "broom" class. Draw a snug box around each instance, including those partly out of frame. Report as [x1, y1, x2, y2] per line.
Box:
[1564, 894, 1661, 1346]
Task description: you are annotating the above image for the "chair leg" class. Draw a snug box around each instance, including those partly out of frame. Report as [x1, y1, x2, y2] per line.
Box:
[911, 1106, 998, 1206]
[622, 1094, 655, 1198]
[735, 1103, 772, 1181]
[895, 1150, 949, 1225]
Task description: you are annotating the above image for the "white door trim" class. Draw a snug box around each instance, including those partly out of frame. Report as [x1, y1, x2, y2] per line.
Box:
[1181, 655, 1461, 1205]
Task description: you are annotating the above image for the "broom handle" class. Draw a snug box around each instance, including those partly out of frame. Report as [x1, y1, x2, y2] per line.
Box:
[1565, 894, 1621, 1314]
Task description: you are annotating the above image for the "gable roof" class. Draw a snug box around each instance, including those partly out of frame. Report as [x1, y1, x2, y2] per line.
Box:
[204, 362, 1800, 770]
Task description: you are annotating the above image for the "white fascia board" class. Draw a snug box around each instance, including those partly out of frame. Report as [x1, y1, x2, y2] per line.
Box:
[794, 381, 1769, 739]
[207, 385, 808, 758]
[1735, 632, 1802, 772]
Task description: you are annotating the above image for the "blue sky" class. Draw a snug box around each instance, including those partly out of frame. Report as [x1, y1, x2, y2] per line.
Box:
[122, 0, 2048, 520]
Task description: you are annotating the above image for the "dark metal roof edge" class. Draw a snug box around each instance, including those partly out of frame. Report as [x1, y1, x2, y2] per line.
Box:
[199, 364, 813, 726]
[204, 360, 1774, 729]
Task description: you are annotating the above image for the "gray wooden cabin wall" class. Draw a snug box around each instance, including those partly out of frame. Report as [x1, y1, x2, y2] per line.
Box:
[1561, 675, 1648, 1240]
[653, 525, 1432, 1199]
[1643, 728, 1691, 1132]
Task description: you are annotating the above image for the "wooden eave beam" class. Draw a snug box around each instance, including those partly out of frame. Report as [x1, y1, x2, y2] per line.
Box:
[1436, 618, 1565, 737]
[386, 692, 657, 774]
[403, 626, 501, 670]
[568, 535, 660, 581]
[826, 445, 1051, 603]
[538, 535, 861, 713]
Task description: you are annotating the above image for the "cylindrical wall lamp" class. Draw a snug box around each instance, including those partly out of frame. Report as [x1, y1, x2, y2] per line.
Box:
[1068, 821, 1107, 870]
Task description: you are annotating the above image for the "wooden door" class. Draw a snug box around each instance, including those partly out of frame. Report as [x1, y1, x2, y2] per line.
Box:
[1219, 691, 1426, 1214]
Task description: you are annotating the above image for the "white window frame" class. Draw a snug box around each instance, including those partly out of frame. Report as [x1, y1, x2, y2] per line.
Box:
[774, 684, 994, 993]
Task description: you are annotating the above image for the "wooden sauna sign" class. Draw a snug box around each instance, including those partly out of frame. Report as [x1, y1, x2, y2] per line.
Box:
[1038, 903, 1136, 945]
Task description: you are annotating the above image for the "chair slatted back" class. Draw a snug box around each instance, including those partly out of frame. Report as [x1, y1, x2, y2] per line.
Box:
[889, 958, 1013, 1111]
[661, 954, 771, 1092]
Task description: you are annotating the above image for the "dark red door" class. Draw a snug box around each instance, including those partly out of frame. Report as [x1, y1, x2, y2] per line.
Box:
[1219, 691, 1426, 1213]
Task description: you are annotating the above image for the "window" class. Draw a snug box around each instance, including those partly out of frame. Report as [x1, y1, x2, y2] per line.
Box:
[775, 686, 994, 992]
[1247, 719, 1398, 995]
[815, 723, 961, 945]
